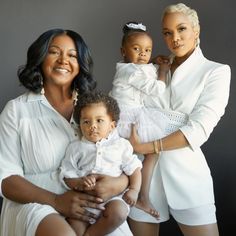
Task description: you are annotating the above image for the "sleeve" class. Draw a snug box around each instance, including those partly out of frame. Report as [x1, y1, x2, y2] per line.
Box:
[127, 65, 166, 95]
[0, 100, 24, 197]
[180, 64, 231, 150]
[121, 139, 142, 176]
[59, 141, 81, 189]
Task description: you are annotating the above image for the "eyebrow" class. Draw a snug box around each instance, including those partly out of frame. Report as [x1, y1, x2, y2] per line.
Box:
[163, 22, 188, 29]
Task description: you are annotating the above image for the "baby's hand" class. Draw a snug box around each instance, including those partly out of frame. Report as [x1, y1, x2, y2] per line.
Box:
[153, 55, 170, 65]
[82, 175, 96, 190]
[122, 189, 139, 206]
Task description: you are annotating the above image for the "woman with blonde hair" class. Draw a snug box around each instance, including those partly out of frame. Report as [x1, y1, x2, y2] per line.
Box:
[128, 3, 231, 236]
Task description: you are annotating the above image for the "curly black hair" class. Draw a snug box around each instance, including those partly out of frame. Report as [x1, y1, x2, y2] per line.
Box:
[73, 91, 120, 124]
[18, 28, 96, 94]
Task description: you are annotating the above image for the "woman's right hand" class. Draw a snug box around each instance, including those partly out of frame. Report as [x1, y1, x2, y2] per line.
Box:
[54, 190, 105, 222]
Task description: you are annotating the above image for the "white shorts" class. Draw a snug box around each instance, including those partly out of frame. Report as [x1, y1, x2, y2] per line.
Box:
[129, 162, 217, 226]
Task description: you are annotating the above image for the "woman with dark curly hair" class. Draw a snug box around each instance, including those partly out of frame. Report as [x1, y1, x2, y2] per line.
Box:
[0, 29, 130, 236]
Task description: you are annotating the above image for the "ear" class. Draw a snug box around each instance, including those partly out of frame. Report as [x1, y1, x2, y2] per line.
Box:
[110, 121, 116, 130]
[120, 47, 125, 57]
[194, 25, 200, 39]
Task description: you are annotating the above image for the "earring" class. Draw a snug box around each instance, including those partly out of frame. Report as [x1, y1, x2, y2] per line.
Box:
[40, 79, 45, 95]
[72, 90, 78, 106]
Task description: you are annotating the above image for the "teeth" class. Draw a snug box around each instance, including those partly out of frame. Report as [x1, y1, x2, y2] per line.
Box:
[55, 68, 68, 73]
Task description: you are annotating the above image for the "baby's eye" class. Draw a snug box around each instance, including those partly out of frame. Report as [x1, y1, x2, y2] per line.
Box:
[146, 49, 152, 53]
[82, 120, 90, 125]
[133, 47, 140, 51]
[97, 119, 104, 123]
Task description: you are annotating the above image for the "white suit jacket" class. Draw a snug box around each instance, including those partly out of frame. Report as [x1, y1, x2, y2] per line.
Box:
[144, 46, 231, 209]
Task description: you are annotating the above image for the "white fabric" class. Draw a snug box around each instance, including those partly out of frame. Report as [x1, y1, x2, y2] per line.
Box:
[0, 92, 133, 236]
[110, 62, 166, 107]
[60, 128, 142, 186]
[129, 46, 231, 221]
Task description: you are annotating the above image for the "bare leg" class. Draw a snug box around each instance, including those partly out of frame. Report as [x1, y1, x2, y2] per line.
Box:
[35, 213, 76, 236]
[135, 153, 159, 218]
[84, 200, 128, 236]
[178, 222, 219, 236]
[67, 218, 89, 236]
[128, 217, 160, 236]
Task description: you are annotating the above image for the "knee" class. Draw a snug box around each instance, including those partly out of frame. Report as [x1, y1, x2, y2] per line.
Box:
[103, 202, 128, 225]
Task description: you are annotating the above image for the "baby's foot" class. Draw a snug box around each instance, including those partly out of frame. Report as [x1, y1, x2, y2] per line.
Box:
[135, 197, 160, 219]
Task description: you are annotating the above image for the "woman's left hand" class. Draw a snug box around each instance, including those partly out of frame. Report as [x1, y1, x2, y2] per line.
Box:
[129, 124, 154, 154]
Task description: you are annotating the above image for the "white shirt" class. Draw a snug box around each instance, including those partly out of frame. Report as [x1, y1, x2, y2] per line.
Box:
[0, 92, 77, 196]
[110, 62, 166, 107]
[60, 129, 142, 189]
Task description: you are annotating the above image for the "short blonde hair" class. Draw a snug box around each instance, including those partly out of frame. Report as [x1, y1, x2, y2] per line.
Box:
[162, 3, 200, 32]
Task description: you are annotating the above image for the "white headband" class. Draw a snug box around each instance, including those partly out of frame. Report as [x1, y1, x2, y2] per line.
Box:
[126, 23, 146, 31]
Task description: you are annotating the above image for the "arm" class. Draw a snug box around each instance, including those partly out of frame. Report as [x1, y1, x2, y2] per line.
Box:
[129, 124, 189, 155]
[88, 174, 129, 202]
[2, 175, 104, 222]
[122, 168, 142, 206]
[64, 175, 96, 191]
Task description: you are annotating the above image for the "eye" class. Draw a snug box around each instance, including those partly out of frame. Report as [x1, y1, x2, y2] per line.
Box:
[133, 47, 140, 52]
[69, 53, 78, 59]
[178, 26, 187, 32]
[82, 120, 90, 125]
[163, 31, 171, 36]
[146, 49, 152, 53]
[97, 119, 104, 123]
[48, 49, 60, 55]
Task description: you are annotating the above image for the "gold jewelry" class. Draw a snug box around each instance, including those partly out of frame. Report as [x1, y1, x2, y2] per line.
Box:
[153, 140, 159, 154]
[159, 139, 163, 152]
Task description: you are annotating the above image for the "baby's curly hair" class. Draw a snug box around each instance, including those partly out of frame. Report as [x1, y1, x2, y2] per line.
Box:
[73, 91, 120, 124]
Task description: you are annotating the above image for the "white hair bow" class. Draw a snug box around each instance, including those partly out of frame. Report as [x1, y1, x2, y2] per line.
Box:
[126, 23, 146, 31]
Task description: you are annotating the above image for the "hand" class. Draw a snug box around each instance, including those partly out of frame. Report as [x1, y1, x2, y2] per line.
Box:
[129, 124, 153, 154]
[153, 55, 170, 65]
[122, 189, 139, 206]
[54, 190, 104, 222]
[75, 175, 96, 191]
[88, 174, 129, 202]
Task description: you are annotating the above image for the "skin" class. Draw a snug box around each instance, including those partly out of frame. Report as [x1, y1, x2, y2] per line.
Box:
[121, 33, 153, 64]
[128, 12, 219, 236]
[2, 34, 129, 236]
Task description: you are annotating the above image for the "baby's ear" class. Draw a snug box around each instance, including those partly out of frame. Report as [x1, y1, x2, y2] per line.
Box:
[111, 121, 116, 129]
[120, 47, 125, 57]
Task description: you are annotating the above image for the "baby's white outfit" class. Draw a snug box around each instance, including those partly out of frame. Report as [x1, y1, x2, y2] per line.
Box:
[110, 62, 187, 142]
[60, 128, 142, 225]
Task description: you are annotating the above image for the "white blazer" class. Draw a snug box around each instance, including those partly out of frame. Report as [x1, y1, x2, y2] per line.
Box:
[144, 46, 231, 209]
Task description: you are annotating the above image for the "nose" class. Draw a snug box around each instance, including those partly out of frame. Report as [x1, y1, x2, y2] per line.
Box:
[172, 32, 180, 43]
[57, 52, 69, 64]
[90, 122, 97, 131]
[139, 50, 146, 57]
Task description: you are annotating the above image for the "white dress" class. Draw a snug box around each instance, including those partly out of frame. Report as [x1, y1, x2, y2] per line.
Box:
[129, 46, 231, 222]
[110, 62, 187, 142]
[0, 92, 133, 236]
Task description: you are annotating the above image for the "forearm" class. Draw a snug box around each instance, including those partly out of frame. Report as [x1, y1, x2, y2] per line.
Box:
[129, 168, 142, 192]
[135, 130, 189, 154]
[2, 175, 56, 208]
[92, 173, 129, 201]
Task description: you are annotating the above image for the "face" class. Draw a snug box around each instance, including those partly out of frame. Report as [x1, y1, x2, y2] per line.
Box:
[162, 12, 199, 60]
[79, 103, 116, 143]
[42, 34, 80, 90]
[121, 33, 152, 64]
